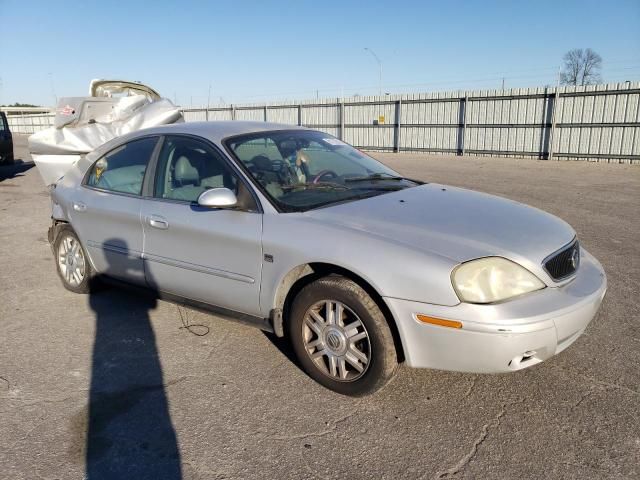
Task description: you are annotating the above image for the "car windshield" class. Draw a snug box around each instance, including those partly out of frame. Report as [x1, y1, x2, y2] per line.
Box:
[225, 130, 420, 212]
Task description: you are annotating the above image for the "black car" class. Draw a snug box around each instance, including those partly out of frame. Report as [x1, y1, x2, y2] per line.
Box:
[0, 111, 14, 164]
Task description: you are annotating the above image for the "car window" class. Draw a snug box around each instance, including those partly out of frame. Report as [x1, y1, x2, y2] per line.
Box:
[85, 136, 158, 195]
[226, 130, 416, 212]
[233, 137, 283, 162]
[0, 114, 6, 131]
[154, 136, 238, 203]
[300, 140, 369, 177]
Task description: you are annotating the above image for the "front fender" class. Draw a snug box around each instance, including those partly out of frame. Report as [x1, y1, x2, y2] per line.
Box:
[260, 213, 461, 316]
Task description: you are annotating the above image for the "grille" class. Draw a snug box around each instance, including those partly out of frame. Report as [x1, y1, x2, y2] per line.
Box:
[543, 240, 580, 281]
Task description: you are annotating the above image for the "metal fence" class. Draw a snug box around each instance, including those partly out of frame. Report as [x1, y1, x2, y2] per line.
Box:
[2, 106, 55, 134]
[4, 81, 640, 163]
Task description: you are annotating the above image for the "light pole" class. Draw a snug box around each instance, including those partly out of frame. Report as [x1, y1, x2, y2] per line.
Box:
[206, 82, 212, 121]
[48, 72, 57, 106]
[364, 47, 382, 96]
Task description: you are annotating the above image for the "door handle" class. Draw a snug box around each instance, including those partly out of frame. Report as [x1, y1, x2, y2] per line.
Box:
[148, 215, 169, 230]
[73, 202, 87, 212]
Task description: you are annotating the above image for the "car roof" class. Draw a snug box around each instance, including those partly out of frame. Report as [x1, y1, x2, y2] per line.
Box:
[133, 121, 308, 144]
[82, 120, 313, 167]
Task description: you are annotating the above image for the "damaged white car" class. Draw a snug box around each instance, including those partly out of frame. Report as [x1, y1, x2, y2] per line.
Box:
[29, 80, 183, 185]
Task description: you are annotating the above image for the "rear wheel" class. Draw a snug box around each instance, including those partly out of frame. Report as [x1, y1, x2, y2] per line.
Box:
[53, 225, 94, 293]
[289, 275, 398, 396]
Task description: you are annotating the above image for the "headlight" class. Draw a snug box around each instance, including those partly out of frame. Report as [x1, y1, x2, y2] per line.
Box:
[452, 257, 545, 304]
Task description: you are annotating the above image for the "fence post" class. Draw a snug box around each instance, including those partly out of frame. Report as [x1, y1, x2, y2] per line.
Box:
[339, 98, 345, 140]
[231, 105, 236, 121]
[264, 106, 268, 122]
[547, 88, 560, 161]
[458, 96, 468, 156]
[394, 99, 402, 153]
[297, 105, 302, 126]
[540, 87, 550, 159]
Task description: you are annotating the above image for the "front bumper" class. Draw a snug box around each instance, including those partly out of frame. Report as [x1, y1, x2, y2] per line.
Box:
[384, 248, 607, 373]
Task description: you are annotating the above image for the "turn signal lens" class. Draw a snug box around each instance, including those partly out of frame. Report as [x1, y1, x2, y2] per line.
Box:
[416, 314, 463, 329]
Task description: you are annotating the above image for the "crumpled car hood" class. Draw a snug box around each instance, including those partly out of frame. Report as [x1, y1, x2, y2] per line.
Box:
[305, 183, 576, 265]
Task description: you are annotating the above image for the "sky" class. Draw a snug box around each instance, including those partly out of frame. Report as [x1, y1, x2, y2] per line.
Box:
[1, 0, 639, 107]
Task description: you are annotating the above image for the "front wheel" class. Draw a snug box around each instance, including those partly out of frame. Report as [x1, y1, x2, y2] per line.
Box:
[289, 275, 398, 396]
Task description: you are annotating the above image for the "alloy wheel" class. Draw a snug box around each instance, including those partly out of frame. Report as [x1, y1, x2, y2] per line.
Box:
[302, 300, 371, 381]
[57, 235, 86, 287]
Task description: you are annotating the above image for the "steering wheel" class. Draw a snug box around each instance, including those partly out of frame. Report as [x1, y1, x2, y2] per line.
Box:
[312, 170, 339, 184]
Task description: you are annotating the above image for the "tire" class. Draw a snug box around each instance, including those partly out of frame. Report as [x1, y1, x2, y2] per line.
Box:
[53, 225, 94, 294]
[1, 151, 14, 165]
[289, 275, 398, 396]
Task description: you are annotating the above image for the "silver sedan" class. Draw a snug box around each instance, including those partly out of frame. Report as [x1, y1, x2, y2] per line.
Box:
[48, 121, 607, 395]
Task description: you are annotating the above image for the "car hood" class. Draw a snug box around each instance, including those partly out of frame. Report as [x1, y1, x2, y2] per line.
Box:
[305, 183, 576, 266]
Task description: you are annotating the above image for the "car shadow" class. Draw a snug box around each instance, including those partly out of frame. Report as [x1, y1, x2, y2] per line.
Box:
[262, 331, 301, 370]
[0, 159, 34, 182]
[84, 239, 181, 479]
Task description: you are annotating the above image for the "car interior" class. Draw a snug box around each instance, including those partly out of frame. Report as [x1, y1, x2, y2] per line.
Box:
[86, 136, 257, 210]
[89, 137, 158, 195]
[155, 137, 256, 210]
[158, 145, 236, 202]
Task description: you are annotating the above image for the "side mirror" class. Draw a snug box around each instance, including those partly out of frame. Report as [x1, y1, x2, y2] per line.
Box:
[197, 188, 237, 208]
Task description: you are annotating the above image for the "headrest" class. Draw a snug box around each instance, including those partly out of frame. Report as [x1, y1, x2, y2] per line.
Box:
[174, 155, 199, 182]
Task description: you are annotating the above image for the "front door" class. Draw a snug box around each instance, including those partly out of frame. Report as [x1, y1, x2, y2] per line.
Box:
[140, 135, 263, 316]
[72, 136, 160, 284]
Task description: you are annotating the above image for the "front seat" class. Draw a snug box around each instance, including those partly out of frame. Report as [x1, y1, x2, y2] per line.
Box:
[170, 155, 206, 201]
[174, 155, 200, 187]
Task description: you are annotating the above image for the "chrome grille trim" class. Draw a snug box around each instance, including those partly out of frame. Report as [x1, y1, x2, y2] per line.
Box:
[543, 239, 580, 281]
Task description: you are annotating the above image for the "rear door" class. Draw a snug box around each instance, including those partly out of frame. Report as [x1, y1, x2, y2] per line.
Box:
[71, 135, 160, 284]
[140, 135, 264, 316]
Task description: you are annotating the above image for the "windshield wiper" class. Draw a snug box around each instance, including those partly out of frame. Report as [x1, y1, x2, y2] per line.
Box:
[308, 190, 394, 210]
[344, 173, 410, 183]
[281, 182, 349, 192]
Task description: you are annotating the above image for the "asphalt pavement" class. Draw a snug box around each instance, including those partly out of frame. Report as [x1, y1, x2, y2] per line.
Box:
[1, 135, 638, 479]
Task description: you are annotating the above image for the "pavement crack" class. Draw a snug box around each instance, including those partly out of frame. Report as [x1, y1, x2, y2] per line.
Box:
[561, 461, 613, 473]
[165, 375, 189, 387]
[3, 391, 88, 407]
[588, 377, 639, 397]
[569, 388, 593, 411]
[433, 405, 507, 479]
[272, 409, 358, 441]
[3, 377, 186, 408]
[462, 375, 478, 399]
[554, 366, 639, 397]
